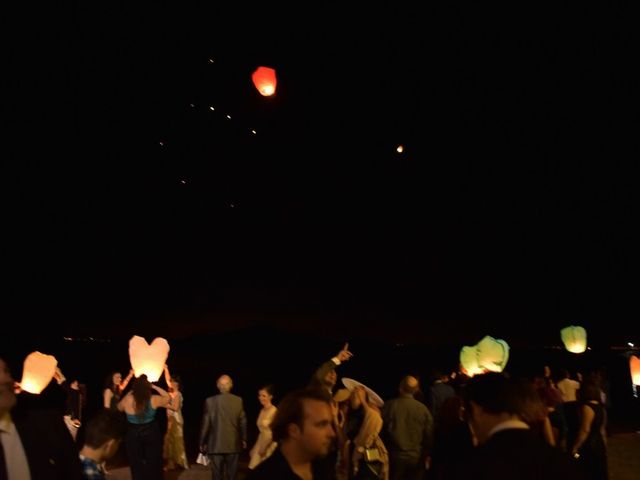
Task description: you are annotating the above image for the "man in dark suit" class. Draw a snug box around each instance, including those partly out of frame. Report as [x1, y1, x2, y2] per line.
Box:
[199, 374, 247, 480]
[0, 356, 81, 480]
[450, 372, 584, 480]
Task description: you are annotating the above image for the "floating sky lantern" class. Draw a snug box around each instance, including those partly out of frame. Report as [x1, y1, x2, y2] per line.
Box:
[128, 336, 170, 382]
[252, 66, 277, 96]
[476, 335, 510, 372]
[630, 356, 640, 386]
[459, 345, 484, 377]
[460, 335, 510, 376]
[20, 351, 57, 394]
[560, 325, 587, 353]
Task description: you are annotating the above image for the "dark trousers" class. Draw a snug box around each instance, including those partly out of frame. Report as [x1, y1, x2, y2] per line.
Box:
[125, 421, 163, 480]
[389, 456, 424, 480]
[209, 453, 239, 480]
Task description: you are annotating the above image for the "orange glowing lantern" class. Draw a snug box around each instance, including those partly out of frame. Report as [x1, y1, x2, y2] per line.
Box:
[128, 336, 170, 382]
[252, 66, 277, 96]
[560, 325, 587, 353]
[630, 356, 640, 386]
[20, 351, 58, 394]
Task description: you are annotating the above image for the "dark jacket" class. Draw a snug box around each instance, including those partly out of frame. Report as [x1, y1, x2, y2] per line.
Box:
[12, 402, 82, 480]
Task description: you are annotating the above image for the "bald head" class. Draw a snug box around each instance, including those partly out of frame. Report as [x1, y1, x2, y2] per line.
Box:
[399, 375, 419, 395]
[217, 375, 233, 393]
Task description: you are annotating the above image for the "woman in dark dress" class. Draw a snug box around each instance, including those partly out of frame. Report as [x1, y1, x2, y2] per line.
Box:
[570, 381, 608, 480]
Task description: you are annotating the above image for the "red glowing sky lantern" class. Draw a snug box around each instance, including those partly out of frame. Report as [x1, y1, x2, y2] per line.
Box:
[252, 66, 277, 96]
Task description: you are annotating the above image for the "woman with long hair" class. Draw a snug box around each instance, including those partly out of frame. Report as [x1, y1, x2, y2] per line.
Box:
[571, 381, 608, 480]
[118, 374, 170, 480]
[103, 369, 134, 410]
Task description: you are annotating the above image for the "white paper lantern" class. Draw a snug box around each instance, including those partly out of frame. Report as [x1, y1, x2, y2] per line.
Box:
[20, 351, 58, 394]
[128, 336, 170, 382]
[560, 326, 587, 354]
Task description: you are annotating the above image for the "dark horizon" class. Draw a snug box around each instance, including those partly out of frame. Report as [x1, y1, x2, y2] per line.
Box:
[5, 2, 639, 347]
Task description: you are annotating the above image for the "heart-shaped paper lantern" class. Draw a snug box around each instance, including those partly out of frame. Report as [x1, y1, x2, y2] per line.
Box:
[476, 335, 510, 372]
[560, 325, 587, 354]
[129, 336, 170, 382]
[459, 345, 484, 377]
[252, 66, 277, 96]
[20, 351, 58, 394]
[630, 355, 640, 386]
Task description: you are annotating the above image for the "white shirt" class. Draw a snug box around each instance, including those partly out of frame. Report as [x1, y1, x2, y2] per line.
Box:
[488, 419, 529, 440]
[0, 411, 32, 480]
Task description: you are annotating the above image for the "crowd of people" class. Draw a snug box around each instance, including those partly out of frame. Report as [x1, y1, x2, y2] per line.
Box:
[0, 343, 615, 480]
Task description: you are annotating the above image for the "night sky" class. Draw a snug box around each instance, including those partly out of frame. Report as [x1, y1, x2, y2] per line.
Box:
[6, 2, 639, 347]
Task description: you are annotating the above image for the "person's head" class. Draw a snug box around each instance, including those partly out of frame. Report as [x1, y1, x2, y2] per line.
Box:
[258, 384, 275, 407]
[104, 372, 122, 392]
[399, 375, 420, 396]
[131, 375, 151, 414]
[324, 369, 337, 389]
[170, 375, 182, 393]
[82, 411, 127, 461]
[0, 358, 17, 414]
[271, 389, 336, 460]
[70, 379, 80, 390]
[464, 373, 537, 444]
[217, 375, 233, 393]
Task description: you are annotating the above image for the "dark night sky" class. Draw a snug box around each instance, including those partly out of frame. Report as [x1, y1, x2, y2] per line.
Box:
[5, 2, 639, 347]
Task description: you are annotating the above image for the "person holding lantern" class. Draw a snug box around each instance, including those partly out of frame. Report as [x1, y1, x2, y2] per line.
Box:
[162, 364, 189, 471]
[118, 374, 171, 480]
[0, 356, 82, 479]
[103, 369, 134, 411]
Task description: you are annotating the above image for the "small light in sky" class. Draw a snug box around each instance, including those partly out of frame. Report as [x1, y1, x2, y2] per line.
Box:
[180, 179, 186, 185]
[209, 106, 215, 111]
[159, 141, 164, 146]
[226, 114, 232, 119]
[251, 129, 257, 134]
[209, 58, 214, 63]
[190, 103, 195, 107]
[396, 145, 404, 153]
[629, 342, 635, 347]
[230, 203, 235, 208]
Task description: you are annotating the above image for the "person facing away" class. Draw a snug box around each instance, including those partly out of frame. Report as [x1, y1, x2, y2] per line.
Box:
[248, 384, 278, 469]
[0, 356, 82, 480]
[199, 374, 247, 480]
[118, 374, 171, 480]
[79, 411, 127, 480]
[246, 388, 337, 480]
[448, 372, 584, 480]
[382, 375, 434, 480]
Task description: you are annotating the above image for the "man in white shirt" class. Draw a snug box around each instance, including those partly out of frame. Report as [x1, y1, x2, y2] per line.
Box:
[556, 369, 581, 402]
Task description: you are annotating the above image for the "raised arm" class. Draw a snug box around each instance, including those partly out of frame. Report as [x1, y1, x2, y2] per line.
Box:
[119, 369, 135, 393]
[163, 364, 173, 390]
[151, 384, 171, 409]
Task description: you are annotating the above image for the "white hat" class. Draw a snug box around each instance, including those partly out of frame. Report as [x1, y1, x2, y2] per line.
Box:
[341, 377, 384, 408]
